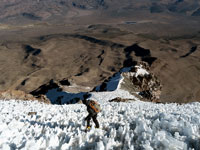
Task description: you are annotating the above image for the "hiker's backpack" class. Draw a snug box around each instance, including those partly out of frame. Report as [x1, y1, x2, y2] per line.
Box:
[89, 100, 101, 113]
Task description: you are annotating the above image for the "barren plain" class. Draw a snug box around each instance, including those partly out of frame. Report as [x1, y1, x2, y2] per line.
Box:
[0, 0, 200, 103]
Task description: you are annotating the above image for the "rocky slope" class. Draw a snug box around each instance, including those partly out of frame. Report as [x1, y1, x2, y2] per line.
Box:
[0, 24, 200, 103]
[121, 62, 162, 102]
[0, 90, 50, 104]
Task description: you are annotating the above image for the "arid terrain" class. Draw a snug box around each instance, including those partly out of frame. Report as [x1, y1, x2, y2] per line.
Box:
[0, 0, 200, 103]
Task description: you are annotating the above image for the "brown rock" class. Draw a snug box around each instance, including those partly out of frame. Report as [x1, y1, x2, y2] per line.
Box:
[35, 94, 51, 104]
[122, 62, 162, 102]
[28, 112, 37, 115]
[109, 97, 130, 102]
[0, 90, 51, 104]
[0, 90, 35, 100]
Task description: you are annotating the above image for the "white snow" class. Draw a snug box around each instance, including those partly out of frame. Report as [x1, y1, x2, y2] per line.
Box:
[135, 65, 149, 77]
[95, 67, 131, 91]
[45, 66, 133, 104]
[0, 94, 200, 150]
[0, 65, 198, 149]
[1, 65, 198, 149]
[105, 72, 122, 91]
[46, 88, 85, 104]
[90, 89, 140, 102]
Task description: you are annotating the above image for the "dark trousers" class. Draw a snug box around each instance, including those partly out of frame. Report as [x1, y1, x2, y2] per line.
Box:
[85, 113, 99, 128]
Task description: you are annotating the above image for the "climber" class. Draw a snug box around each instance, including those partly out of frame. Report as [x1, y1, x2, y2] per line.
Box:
[82, 99, 101, 130]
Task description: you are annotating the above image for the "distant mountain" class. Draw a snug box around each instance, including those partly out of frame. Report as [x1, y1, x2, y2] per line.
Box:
[0, 0, 107, 22]
[0, 0, 200, 24]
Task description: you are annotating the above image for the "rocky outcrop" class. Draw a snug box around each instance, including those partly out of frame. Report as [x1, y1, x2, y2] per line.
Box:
[0, 90, 50, 104]
[122, 62, 162, 102]
[0, 90, 34, 100]
[34, 94, 51, 104]
[109, 97, 130, 102]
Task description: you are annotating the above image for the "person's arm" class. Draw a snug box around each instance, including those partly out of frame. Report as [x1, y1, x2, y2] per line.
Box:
[82, 99, 89, 106]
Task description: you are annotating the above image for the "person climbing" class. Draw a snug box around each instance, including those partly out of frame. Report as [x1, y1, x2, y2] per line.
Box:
[82, 99, 101, 131]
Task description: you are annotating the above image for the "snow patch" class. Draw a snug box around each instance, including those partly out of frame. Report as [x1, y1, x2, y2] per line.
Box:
[95, 67, 131, 91]
[135, 65, 149, 77]
[46, 88, 85, 104]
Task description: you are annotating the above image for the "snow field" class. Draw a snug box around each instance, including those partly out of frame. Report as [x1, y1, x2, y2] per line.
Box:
[0, 98, 200, 150]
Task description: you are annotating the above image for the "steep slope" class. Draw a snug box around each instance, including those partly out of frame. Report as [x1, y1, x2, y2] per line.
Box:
[0, 69, 199, 149]
[0, 33, 127, 93]
[0, 96, 200, 149]
[1, 25, 200, 103]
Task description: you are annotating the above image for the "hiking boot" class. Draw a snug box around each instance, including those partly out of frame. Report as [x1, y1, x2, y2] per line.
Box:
[85, 126, 91, 132]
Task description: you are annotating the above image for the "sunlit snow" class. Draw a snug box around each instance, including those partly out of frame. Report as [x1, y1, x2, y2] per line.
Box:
[0, 94, 200, 150]
[95, 67, 132, 92]
[0, 65, 199, 149]
[135, 65, 149, 77]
